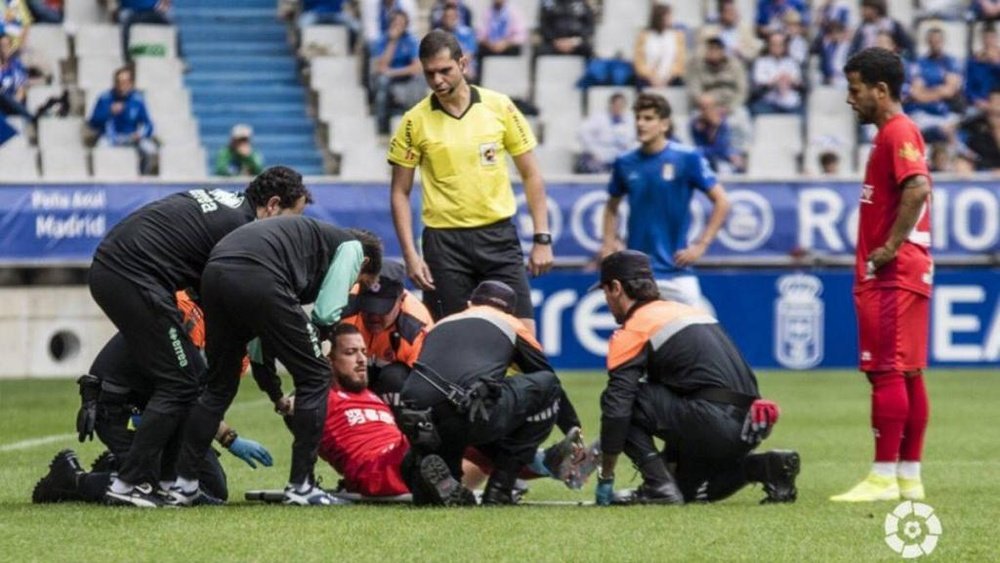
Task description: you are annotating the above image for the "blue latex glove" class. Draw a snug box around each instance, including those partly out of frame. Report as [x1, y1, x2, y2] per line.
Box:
[595, 477, 615, 506]
[227, 437, 274, 469]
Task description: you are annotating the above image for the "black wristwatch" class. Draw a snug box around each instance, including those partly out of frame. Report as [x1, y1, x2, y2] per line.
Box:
[532, 233, 553, 245]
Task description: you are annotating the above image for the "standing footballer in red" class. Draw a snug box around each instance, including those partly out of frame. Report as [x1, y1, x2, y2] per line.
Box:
[831, 47, 933, 502]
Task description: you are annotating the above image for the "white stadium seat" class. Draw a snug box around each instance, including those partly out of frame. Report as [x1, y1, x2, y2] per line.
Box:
[129, 24, 178, 59]
[159, 146, 208, 180]
[155, 117, 200, 147]
[142, 88, 193, 119]
[754, 114, 804, 152]
[135, 58, 185, 90]
[0, 146, 40, 180]
[64, 0, 107, 25]
[317, 85, 370, 121]
[92, 146, 140, 180]
[482, 56, 531, 100]
[301, 25, 350, 58]
[310, 56, 360, 90]
[76, 56, 123, 92]
[26, 85, 63, 115]
[74, 24, 121, 59]
[41, 147, 89, 180]
[38, 117, 86, 150]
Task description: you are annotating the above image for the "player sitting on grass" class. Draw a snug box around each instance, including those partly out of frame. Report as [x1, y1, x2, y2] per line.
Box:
[592, 251, 800, 506]
[260, 323, 595, 499]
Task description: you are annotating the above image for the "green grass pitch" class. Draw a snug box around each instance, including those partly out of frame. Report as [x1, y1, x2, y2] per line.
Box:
[0, 370, 997, 561]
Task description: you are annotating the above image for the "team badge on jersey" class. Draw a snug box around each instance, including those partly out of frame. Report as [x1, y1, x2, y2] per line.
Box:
[661, 163, 674, 180]
[479, 142, 498, 166]
[860, 183, 874, 204]
[898, 141, 922, 162]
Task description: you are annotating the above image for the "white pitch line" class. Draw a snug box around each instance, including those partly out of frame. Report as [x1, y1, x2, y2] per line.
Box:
[0, 398, 272, 454]
[0, 433, 77, 453]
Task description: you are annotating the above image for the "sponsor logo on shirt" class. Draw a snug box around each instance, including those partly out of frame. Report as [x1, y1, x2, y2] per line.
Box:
[860, 183, 874, 204]
[861, 350, 872, 362]
[661, 164, 674, 181]
[898, 141, 922, 162]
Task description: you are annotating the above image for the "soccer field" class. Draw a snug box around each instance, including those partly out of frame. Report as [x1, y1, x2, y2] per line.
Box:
[0, 370, 997, 561]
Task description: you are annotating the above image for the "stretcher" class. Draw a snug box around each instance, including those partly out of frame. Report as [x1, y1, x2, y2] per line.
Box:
[244, 489, 594, 506]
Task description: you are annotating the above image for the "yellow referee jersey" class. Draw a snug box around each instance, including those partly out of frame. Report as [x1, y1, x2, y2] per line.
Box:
[387, 86, 538, 229]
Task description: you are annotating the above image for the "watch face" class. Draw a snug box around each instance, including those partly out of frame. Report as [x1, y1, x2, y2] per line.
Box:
[534, 233, 552, 244]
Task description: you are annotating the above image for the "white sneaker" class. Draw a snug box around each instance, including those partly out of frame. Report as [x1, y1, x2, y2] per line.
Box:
[282, 485, 351, 506]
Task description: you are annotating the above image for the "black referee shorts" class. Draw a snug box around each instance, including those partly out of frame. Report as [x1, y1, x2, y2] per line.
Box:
[421, 219, 533, 320]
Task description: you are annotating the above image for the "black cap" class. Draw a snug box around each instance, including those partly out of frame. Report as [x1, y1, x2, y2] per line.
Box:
[357, 260, 406, 315]
[706, 36, 725, 48]
[589, 250, 655, 291]
[469, 280, 517, 314]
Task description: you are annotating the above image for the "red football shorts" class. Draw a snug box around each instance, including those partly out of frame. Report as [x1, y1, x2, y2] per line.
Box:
[342, 439, 410, 497]
[854, 288, 930, 372]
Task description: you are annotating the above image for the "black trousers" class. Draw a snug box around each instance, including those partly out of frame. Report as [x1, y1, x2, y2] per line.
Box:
[368, 361, 409, 410]
[424, 371, 562, 479]
[421, 220, 534, 320]
[88, 262, 204, 486]
[90, 333, 228, 500]
[623, 382, 755, 502]
[177, 262, 332, 487]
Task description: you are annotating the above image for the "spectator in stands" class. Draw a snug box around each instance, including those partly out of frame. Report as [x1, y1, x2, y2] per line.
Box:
[25, 0, 61, 23]
[214, 124, 264, 177]
[782, 10, 808, 65]
[686, 36, 747, 115]
[0, 34, 31, 122]
[87, 66, 156, 175]
[118, 0, 176, 60]
[813, 0, 851, 30]
[633, 3, 686, 88]
[371, 9, 423, 134]
[700, 0, 760, 65]
[817, 150, 841, 176]
[750, 31, 803, 115]
[812, 20, 851, 87]
[849, 0, 914, 58]
[2, 0, 32, 50]
[575, 91, 635, 173]
[959, 88, 1000, 171]
[477, 0, 527, 58]
[437, 2, 478, 80]
[362, 0, 416, 47]
[905, 27, 962, 142]
[974, 0, 1000, 21]
[429, 0, 471, 29]
[298, 1, 361, 51]
[537, 0, 595, 57]
[966, 24, 1000, 113]
[755, 0, 808, 38]
[690, 94, 745, 174]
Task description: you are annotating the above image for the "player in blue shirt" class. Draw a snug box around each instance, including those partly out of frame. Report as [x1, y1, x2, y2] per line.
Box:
[601, 93, 730, 307]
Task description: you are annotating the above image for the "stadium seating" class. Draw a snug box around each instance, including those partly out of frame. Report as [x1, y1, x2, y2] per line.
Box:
[75, 56, 123, 92]
[135, 58, 185, 90]
[40, 147, 88, 180]
[482, 56, 532, 101]
[25, 85, 64, 115]
[159, 146, 209, 180]
[73, 24, 122, 59]
[300, 25, 351, 58]
[37, 117, 85, 150]
[63, 0, 108, 25]
[91, 146, 140, 180]
[128, 24, 179, 59]
[0, 145, 40, 180]
[155, 116, 201, 147]
[26, 24, 69, 84]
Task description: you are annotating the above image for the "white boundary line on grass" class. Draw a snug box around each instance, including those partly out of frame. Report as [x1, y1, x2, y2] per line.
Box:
[0, 398, 271, 454]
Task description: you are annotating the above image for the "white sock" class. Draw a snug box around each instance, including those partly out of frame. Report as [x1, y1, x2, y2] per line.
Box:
[109, 478, 133, 494]
[159, 480, 174, 492]
[291, 480, 311, 493]
[872, 462, 896, 478]
[174, 477, 199, 493]
[898, 461, 921, 480]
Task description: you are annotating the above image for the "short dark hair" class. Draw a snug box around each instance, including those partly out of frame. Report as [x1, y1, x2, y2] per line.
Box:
[648, 3, 671, 32]
[861, 0, 887, 17]
[819, 151, 840, 167]
[114, 66, 133, 82]
[989, 86, 1000, 97]
[245, 166, 313, 209]
[331, 323, 361, 345]
[843, 47, 905, 101]
[622, 278, 660, 302]
[419, 29, 463, 61]
[347, 228, 383, 276]
[633, 92, 671, 119]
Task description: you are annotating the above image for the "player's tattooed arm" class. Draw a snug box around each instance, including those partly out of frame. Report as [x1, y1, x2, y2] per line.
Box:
[868, 174, 931, 270]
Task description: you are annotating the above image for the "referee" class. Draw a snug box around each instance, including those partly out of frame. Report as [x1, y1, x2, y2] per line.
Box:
[388, 30, 553, 331]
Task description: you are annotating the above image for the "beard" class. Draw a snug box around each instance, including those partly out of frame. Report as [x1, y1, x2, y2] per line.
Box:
[335, 372, 367, 393]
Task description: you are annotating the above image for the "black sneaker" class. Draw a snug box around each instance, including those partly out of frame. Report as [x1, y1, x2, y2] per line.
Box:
[104, 483, 165, 508]
[32, 449, 84, 503]
[419, 454, 475, 506]
[163, 486, 225, 507]
[613, 481, 685, 505]
[90, 450, 118, 473]
[758, 450, 800, 504]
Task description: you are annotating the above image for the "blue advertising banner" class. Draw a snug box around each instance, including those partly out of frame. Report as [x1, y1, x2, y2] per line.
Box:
[0, 180, 997, 264]
[529, 269, 1000, 370]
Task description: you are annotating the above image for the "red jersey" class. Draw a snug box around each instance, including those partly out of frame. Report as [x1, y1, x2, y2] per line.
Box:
[856, 113, 933, 296]
[318, 387, 408, 489]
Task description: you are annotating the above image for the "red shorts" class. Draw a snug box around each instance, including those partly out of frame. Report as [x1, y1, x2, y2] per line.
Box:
[854, 288, 929, 372]
[342, 439, 410, 497]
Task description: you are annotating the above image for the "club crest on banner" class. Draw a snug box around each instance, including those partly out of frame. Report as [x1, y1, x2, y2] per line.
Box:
[774, 274, 824, 369]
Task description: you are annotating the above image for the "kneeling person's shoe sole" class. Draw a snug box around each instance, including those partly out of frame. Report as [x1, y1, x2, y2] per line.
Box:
[32, 449, 85, 504]
[760, 450, 800, 504]
[104, 483, 165, 508]
[419, 454, 475, 506]
[165, 487, 224, 507]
